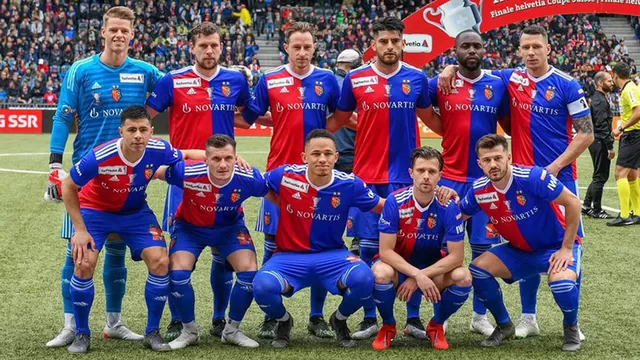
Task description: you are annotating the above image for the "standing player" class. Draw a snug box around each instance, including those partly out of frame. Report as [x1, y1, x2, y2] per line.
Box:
[461, 134, 583, 352]
[439, 25, 593, 340]
[428, 30, 509, 336]
[153, 135, 277, 349]
[608, 62, 640, 226]
[146, 21, 255, 340]
[45, 6, 164, 347]
[372, 146, 471, 351]
[333, 16, 439, 340]
[61, 106, 203, 353]
[243, 21, 342, 339]
[252, 129, 384, 348]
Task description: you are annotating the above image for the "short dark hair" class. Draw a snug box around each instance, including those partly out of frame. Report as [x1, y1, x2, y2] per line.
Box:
[411, 146, 443, 171]
[206, 134, 236, 150]
[120, 105, 151, 125]
[455, 29, 481, 46]
[475, 134, 509, 154]
[372, 17, 405, 37]
[521, 25, 548, 43]
[305, 129, 336, 147]
[613, 62, 631, 79]
[190, 22, 221, 44]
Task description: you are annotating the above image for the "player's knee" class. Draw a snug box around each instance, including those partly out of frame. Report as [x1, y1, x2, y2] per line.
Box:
[342, 263, 374, 291]
[253, 271, 285, 299]
[228, 250, 258, 272]
[471, 252, 493, 271]
[372, 261, 395, 284]
[74, 260, 97, 278]
[548, 269, 578, 283]
[148, 254, 170, 274]
[452, 266, 472, 288]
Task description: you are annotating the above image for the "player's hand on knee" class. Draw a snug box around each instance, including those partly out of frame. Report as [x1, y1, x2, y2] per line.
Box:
[416, 273, 440, 303]
[235, 155, 252, 171]
[71, 231, 96, 265]
[397, 277, 417, 302]
[548, 247, 574, 274]
[44, 163, 68, 203]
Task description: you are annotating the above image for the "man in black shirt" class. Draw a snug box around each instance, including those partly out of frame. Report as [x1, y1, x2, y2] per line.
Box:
[583, 71, 616, 218]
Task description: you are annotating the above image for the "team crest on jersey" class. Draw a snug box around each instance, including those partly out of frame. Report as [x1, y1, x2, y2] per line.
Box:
[416, 218, 425, 229]
[149, 225, 164, 241]
[427, 213, 437, 229]
[170, 236, 177, 248]
[468, 88, 476, 101]
[206, 87, 214, 99]
[298, 87, 306, 99]
[222, 82, 231, 97]
[315, 81, 324, 96]
[331, 192, 341, 208]
[347, 218, 353, 229]
[231, 189, 241, 203]
[311, 196, 321, 210]
[214, 193, 223, 203]
[128, 174, 136, 185]
[111, 85, 121, 102]
[545, 86, 556, 101]
[484, 85, 493, 100]
[402, 80, 411, 95]
[92, 92, 101, 106]
[384, 84, 392, 97]
[264, 213, 271, 226]
[531, 90, 537, 99]
[237, 231, 253, 245]
[516, 190, 527, 206]
[144, 164, 154, 180]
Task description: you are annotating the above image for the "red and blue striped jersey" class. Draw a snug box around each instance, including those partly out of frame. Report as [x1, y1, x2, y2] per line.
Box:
[460, 165, 582, 252]
[146, 66, 252, 149]
[337, 62, 432, 184]
[70, 138, 182, 213]
[495, 67, 590, 181]
[165, 161, 268, 227]
[266, 164, 380, 252]
[379, 187, 465, 265]
[243, 65, 340, 171]
[429, 71, 509, 182]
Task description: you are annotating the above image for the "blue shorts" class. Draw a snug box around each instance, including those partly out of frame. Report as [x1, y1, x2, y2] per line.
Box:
[439, 178, 502, 245]
[162, 184, 183, 233]
[258, 248, 368, 296]
[78, 206, 165, 261]
[170, 220, 256, 261]
[353, 183, 409, 241]
[255, 197, 279, 236]
[559, 179, 585, 238]
[489, 242, 583, 283]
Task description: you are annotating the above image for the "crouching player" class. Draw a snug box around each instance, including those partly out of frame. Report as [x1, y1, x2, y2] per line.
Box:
[372, 146, 471, 351]
[61, 106, 204, 353]
[461, 134, 583, 352]
[252, 129, 384, 348]
[153, 134, 276, 349]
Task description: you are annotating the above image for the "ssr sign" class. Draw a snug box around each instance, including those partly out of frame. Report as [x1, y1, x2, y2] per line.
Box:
[0, 109, 43, 133]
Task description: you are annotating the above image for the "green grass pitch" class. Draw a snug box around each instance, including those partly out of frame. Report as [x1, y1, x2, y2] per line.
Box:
[0, 134, 638, 359]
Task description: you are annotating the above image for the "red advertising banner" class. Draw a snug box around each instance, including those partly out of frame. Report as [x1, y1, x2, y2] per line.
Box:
[364, 0, 640, 66]
[0, 109, 43, 133]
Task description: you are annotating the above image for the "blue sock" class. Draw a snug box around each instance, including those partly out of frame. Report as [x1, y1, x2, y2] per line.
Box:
[145, 273, 169, 334]
[103, 240, 127, 314]
[359, 244, 378, 319]
[549, 280, 579, 326]
[407, 291, 422, 319]
[433, 284, 472, 324]
[519, 274, 541, 315]
[373, 282, 396, 325]
[471, 243, 491, 316]
[62, 242, 74, 314]
[310, 285, 327, 318]
[211, 254, 233, 321]
[469, 264, 511, 325]
[337, 263, 374, 317]
[262, 236, 276, 264]
[169, 270, 195, 323]
[168, 287, 181, 322]
[253, 270, 287, 319]
[70, 275, 94, 336]
[229, 271, 256, 322]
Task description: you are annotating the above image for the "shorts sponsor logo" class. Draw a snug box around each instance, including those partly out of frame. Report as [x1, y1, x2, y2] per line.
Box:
[173, 77, 202, 88]
[281, 176, 309, 193]
[120, 73, 144, 83]
[475, 192, 499, 203]
[267, 77, 294, 89]
[99, 166, 127, 175]
[184, 182, 212, 192]
[351, 76, 378, 88]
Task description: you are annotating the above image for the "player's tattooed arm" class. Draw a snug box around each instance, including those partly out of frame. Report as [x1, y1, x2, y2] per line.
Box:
[547, 114, 594, 176]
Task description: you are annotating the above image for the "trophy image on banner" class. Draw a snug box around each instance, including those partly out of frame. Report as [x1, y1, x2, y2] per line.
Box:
[423, 0, 482, 38]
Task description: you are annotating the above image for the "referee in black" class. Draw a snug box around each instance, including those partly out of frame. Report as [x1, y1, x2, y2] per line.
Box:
[583, 71, 616, 219]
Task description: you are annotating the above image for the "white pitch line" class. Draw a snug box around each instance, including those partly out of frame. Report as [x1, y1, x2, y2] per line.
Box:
[0, 168, 48, 174]
[578, 186, 617, 190]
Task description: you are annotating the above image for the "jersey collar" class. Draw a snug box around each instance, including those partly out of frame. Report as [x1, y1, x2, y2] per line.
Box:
[457, 70, 484, 84]
[528, 65, 554, 83]
[116, 138, 146, 167]
[372, 61, 403, 79]
[305, 166, 335, 191]
[208, 167, 235, 189]
[411, 186, 435, 213]
[493, 169, 514, 194]
[286, 64, 314, 80]
[193, 65, 221, 81]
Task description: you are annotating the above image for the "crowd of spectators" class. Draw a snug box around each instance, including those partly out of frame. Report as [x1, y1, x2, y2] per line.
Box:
[0, 0, 637, 106]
